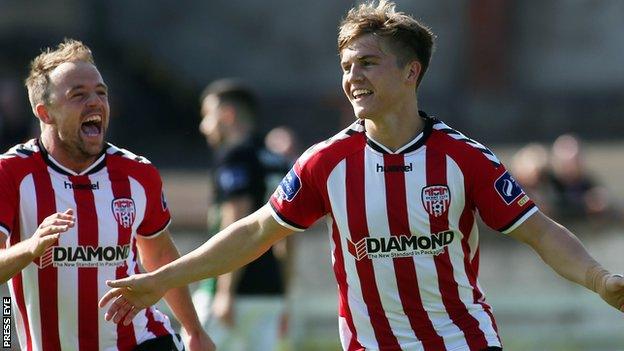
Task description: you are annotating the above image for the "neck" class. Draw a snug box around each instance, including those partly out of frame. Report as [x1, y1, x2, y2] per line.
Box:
[41, 130, 98, 174]
[364, 102, 423, 152]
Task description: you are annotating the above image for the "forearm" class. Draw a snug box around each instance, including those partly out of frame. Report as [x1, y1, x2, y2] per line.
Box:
[0, 240, 36, 283]
[141, 244, 203, 333]
[520, 218, 601, 289]
[157, 211, 275, 291]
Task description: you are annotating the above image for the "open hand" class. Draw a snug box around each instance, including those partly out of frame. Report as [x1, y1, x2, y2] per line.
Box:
[600, 274, 624, 312]
[98, 273, 167, 325]
[30, 209, 74, 257]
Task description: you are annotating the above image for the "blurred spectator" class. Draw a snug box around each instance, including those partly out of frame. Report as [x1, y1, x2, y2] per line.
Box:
[193, 79, 291, 351]
[510, 143, 554, 215]
[548, 134, 611, 221]
[264, 125, 300, 166]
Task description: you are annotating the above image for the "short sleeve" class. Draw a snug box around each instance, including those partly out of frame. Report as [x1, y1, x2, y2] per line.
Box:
[472, 160, 538, 234]
[269, 157, 326, 232]
[136, 166, 171, 237]
[0, 160, 17, 237]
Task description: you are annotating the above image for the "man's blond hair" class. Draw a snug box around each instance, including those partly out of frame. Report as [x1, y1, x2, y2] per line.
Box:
[25, 38, 95, 111]
[338, 0, 435, 86]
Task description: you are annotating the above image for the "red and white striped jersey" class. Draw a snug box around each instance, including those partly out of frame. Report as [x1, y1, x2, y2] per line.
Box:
[0, 139, 180, 351]
[270, 114, 537, 351]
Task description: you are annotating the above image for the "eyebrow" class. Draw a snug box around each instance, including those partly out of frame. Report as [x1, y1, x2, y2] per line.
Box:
[67, 83, 109, 93]
[341, 54, 380, 65]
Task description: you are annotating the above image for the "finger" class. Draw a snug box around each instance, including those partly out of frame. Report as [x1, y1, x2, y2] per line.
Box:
[41, 225, 70, 237]
[49, 218, 75, 228]
[104, 295, 127, 321]
[113, 301, 133, 324]
[99, 288, 124, 308]
[123, 308, 141, 326]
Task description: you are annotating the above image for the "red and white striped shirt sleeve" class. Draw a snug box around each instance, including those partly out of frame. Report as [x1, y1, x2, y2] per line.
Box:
[269, 157, 327, 232]
[471, 159, 537, 234]
[136, 166, 172, 237]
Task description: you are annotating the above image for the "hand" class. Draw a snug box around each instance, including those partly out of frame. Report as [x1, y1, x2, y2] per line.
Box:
[211, 292, 235, 328]
[599, 274, 624, 312]
[182, 327, 216, 351]
[98, 273, 167, 325]
[29, 209, 74, 257]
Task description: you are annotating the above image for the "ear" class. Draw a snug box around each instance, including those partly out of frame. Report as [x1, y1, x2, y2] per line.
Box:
[34, 103, 54, 125]
[405, 60, 422, 85]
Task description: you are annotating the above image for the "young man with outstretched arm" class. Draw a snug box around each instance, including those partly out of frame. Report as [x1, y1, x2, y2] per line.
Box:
[100, 2, 624, 350]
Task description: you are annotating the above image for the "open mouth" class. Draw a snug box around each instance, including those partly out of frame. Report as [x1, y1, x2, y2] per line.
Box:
[81, 115, 103, 137]
[352, 88, 373, 100]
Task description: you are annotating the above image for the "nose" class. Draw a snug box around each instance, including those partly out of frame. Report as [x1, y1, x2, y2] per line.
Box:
[199, 115, 214, 136]
[345, 64, 364, 84]
[85, 91, 102, 107]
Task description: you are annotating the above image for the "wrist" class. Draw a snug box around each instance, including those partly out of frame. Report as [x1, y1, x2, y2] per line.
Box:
[182, 324, 205, 337]
[586, 264, 610, 295]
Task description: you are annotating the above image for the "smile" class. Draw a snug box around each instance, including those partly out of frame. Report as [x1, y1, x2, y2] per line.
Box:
[81, 115, 103, 137]
[352, 89, 373, 99]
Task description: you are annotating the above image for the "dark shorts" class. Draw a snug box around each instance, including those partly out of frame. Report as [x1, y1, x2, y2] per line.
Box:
[482, 347, 503, 351]
[134, 334, 184, 351]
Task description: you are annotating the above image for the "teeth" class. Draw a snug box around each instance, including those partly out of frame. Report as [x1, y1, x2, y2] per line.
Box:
[352, 89, 372, 98]
[84, 115, 102, 123]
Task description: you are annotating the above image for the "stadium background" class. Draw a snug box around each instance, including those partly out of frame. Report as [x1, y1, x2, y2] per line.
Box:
[1, 1, 623, 350]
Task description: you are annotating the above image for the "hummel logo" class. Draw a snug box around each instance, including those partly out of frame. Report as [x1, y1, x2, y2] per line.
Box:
[64, 181, 99, 190]
[376, 163, 413, 172]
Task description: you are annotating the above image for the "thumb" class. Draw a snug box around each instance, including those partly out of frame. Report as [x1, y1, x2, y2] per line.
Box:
[106, 277, 134, 288]
[42, 233, 61, 246]
[606, 274, 624, 289]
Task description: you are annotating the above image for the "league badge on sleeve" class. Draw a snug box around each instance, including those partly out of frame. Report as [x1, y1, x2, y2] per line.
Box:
[494, 172, 524, 205]
[276, 168, 301, 202]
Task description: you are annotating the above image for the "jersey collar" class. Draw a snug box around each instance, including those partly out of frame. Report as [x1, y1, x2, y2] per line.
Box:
[365, 111, 433, 154]
[37, 139, 107, 176]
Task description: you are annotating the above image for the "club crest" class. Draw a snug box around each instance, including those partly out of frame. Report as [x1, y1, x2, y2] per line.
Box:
[421, 185, 451, 217]
[112, 198, 136, 228]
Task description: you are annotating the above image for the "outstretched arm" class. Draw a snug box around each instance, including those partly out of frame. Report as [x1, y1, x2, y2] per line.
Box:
[0, 209, 74, 283]
[136, 230, 215, 351]
[509, 210, 624, 311]
[99, 204, 294, 322]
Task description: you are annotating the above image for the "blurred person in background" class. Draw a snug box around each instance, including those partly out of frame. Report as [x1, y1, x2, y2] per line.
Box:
[192, 79, 291, 351]
[509, 143, 554, 215]
[548, 133, 612, 221]
[0, 39, 213, 351]
[100, 2, 624, 350]
[264, 125, 300, 166]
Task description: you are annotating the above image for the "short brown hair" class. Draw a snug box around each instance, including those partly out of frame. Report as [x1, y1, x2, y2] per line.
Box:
[25, 38, 95, 110]
[338, 0, 435, 85]
[200, 79, 258, 122]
